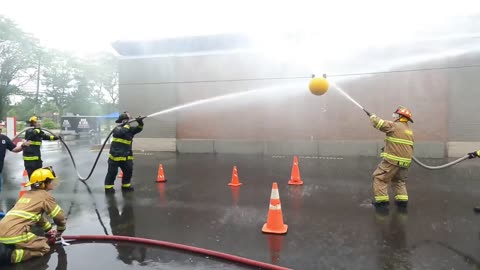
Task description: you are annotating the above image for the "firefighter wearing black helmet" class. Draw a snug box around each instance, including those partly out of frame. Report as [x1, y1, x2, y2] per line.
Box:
[369, 106, 414, 212]
[104, 112, 144, 193]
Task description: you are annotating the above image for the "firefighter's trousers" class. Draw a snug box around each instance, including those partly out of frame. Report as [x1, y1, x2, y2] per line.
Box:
[10, 236, 50, 263]
[372, 160, 409, 203]
[104, 159, 133, 189]
[24, 160, 43, 179]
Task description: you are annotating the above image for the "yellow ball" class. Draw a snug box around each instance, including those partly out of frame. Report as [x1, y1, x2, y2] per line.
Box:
[309, 77, 329, 96]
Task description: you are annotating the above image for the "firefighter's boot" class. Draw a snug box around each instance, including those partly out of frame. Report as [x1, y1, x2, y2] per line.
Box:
[121, 184, 134, 192]
[372, 201, 389, 216]
[474, 206, 480, 213]
[0, 243, 14, 265]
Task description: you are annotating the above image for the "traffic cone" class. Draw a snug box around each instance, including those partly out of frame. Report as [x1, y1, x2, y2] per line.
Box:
[22, 170, 27, 177]
[18, 182, 29, 198]
[156, 164, 166, 182]
[262, 182, 288, 234]
[117, 170, 123, 178]
[228, 166, 242, 186]
[288, 156, 303, 185]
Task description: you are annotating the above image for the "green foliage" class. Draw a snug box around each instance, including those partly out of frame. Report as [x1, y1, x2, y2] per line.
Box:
[40, 118, 59, 129]
[1, 15, 119, 120]
[0, 15, 41, 119]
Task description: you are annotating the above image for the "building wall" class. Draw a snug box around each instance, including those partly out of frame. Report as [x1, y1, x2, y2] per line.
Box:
[117, 47, 480, 157]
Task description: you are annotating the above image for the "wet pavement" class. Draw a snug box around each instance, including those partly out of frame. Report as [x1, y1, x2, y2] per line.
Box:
[0, 140, 480, 269]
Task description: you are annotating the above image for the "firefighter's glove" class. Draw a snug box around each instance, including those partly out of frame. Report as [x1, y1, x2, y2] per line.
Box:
[467, 151, 479, 159]
[136, 116, 145, 126]
[369, 114, 376, 119]
[45, 229, 60, 245]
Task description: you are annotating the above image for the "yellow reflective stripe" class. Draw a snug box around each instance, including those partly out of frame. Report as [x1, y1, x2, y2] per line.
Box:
[112, 138, 132, 145]
[105, 185, 115, 189]
[477, 150, 480, 156]
[380, 153, 411, 167]
[35, 129, 41, 134]
[14, 249, 24, 263]
[49, 205, 62, 218]
[42, 222, 52, 231]
[29, 141, 42, 146]
[376, 119, 385, 129]
[380, 153, 411, 162]
[385, 136, 414, 146]
[57, 225, 66, 231]
[128, 156, 134, 160]
[23, 156, 39, 161]
[395, 195, 409, 201]
[404, 130, 413, 135]
[109, 155, 127, 161]
[0, 232, 36, 244]
[6, 210, 41, 222]
[50, 135, 55, 140]
[122, 184, 131, 188]
[124, 125, 130, 129]
[375, 195, 389, 202]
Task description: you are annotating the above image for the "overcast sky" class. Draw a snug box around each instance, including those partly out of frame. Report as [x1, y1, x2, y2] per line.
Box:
[1, 0, 479, 55]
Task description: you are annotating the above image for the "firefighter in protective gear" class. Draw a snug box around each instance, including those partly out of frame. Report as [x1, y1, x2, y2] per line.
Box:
[23, 116, 60, 178]
[467, 149, 480, 213]
[369, 106, 414, 210]
[104, 112, 144, 193]
[0, 167, 66, 265]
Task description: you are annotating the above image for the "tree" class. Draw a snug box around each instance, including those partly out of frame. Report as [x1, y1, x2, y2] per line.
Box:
[0, 15, 40, 119]
[41, 50, 79, 117]
[85, 53, 119, 113]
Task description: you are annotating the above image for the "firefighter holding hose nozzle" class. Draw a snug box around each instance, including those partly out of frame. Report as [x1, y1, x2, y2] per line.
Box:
[369, 106, 414, 213]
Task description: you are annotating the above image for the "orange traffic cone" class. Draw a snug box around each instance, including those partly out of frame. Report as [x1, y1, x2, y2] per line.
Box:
[156, 164, 166, 182]
[18, 182, 29, 198]
[262, 182, 288, 234]
[228, 166, 242, 186]
[22, 170, 28, 177]
[288, 156, 303, 185]
[117, 170, 123, 178]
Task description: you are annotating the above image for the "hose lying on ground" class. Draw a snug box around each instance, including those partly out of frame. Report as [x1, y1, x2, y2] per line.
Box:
[412, 155, 470, 170]
[63, 235, 291, 270]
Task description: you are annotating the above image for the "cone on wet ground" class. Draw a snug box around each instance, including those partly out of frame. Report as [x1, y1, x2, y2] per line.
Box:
[288, 156, 303, 185]
[228, 166, 242, 187]
[156, 164, 166, 182]
[18, 182, 29, 198]
[117, 170, 123, 178]
[262, 182, 288, 234]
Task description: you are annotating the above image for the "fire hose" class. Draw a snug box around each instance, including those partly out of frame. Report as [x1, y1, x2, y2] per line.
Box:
[62, 235, 291, 270]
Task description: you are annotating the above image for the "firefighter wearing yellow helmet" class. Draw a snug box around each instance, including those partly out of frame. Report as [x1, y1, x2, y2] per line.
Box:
[0, 167, 66, 265]
[369, 106, 414, 212]
[23, 115, 61, 178]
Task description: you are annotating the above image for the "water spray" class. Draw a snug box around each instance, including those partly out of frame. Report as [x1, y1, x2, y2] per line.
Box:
[310, 74, 469, 170]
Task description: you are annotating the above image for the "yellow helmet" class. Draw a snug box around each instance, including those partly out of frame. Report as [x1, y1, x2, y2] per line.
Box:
[26, 167, 57, 188]
[29, 115, 38, 122]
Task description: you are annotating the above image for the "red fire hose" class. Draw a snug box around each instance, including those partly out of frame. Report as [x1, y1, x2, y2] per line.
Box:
[63, 235, 292, 270]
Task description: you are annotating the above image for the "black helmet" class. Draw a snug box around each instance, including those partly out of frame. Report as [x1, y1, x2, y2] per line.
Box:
[115, 112, 131, 123]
